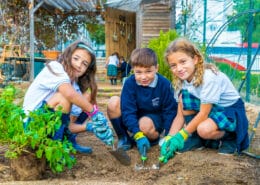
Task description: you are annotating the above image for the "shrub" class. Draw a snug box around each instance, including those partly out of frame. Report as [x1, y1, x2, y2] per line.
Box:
[0, 86, 76, 173]
[147, 29, 179, 81]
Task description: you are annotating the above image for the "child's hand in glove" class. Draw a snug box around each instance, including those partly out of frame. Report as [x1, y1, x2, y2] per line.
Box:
[159, 129, 188, 163]
[134, 131, 151, 156]
[90, 110, 114, 146]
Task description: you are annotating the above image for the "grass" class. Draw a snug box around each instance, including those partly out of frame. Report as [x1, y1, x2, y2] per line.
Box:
[215, 62, 260, 100]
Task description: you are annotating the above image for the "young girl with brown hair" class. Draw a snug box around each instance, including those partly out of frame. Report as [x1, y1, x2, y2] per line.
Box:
[160, 38, 249, 163]
[23, 40, 113, 154]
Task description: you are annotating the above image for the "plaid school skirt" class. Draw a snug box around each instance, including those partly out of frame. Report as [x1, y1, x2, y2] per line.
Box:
[181, 89, 236, 132]
[107, 64, 118, 77]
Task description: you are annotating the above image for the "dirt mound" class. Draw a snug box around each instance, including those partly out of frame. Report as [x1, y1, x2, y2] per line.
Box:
[1, 126, 259, 185]
[0, 82, 259, 184]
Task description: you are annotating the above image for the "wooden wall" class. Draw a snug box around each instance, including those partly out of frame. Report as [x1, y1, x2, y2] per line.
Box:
[136, 0, 171, 48]
[105, 7, 136, 60]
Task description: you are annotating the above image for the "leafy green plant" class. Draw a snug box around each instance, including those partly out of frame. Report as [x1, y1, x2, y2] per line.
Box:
[0, 86, 76, 173]
[87, 23, 105, 45]
[147, 30, 179, 81]
[0, 85, 24, 143]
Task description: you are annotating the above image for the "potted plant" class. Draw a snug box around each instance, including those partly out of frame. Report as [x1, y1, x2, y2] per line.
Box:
[0, 86, 76, 180]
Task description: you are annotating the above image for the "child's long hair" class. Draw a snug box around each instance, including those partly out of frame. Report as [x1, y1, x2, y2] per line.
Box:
[164, 37, 204, 90]
[47, 40, 97, 104]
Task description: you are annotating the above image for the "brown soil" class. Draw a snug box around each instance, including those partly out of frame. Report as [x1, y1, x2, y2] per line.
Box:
[0, 82, 259, 185]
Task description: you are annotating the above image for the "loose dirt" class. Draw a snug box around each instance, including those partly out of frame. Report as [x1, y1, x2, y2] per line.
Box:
[0, 82, 259, 185]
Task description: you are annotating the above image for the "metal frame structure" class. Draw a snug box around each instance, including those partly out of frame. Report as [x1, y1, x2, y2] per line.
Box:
[28, 0, 105, 80]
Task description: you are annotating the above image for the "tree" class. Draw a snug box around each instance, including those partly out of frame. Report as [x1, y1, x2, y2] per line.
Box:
[0, 1, 105, 52]
[0, 0, 29, 51]
[86, 23, 105, 45]
[227, 0, 260, 42]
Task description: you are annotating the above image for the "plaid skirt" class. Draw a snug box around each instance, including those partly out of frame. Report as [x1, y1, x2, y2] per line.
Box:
[181, 89, 236, 132]
[107, 64, 118, 77]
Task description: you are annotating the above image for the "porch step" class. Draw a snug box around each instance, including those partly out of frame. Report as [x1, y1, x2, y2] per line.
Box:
[96, 57, 107, 82]
[97, 81, 122, 108]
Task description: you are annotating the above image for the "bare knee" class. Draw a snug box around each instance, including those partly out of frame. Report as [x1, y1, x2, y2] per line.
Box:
[107, 96, 121, 118]
[197, 124, 210, 138]
[197, 119, 222, 139]
[139, 117, 158, 140]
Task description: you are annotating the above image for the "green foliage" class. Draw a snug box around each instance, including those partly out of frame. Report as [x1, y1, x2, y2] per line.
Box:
[0, 85, 25, 143]
[147, 30, 179, 81]
[0, 0, 29, 48]
[227, 0, 260, 42]
[214, 62, 260, 97]
[0, 87, 76, 173]
[86, 23, 105, 45]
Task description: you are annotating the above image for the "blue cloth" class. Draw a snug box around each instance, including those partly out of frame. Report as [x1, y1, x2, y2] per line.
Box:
[75, 112, 88, 124]
[224, 99, 249, 153]
[120, 61, 131, 78]
[182, 89, 236, 132]
[121, 73, 177, 135]
[27, 101, 70, 141]
[181, 90, 249, 153]
[107, 64, 118, 77]
[144, 114, 163, 133]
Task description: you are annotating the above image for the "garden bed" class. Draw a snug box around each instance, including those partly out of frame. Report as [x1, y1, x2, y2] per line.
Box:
[0, 82, 259, 184]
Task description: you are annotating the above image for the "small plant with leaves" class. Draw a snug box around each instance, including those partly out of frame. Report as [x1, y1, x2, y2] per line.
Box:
[0, 85, 25, 143]
[0, 86, 76, 173]
[147, 29, 179, 81]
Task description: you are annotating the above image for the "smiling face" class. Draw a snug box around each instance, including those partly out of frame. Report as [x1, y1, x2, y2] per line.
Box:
[71, 48, 92, 78]
[133, 65, 158, 86]
[167, 51, 198, 82]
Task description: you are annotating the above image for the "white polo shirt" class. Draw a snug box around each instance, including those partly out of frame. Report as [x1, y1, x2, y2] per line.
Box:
[23, 61, 71, 115]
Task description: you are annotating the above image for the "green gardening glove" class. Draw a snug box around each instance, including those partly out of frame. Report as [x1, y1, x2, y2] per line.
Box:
[159, 129, 189, 163]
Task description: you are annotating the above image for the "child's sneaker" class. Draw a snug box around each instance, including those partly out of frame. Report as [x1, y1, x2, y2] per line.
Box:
[68, 134, 92, 154]
[178, 133, 204, 153]
[218, 131, 236, 155]
[218, 140, 236, 155]
[73, 142, 93, 154]
[204, 139, 220, 149]
[117, 135, 132, 151]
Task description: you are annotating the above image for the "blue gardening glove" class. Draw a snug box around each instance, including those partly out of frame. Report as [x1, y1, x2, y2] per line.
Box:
[94, 126, 114, 146]
[159, 129, 189, 163]
[85, 122, 94, 132]
[90, 111, 114, 146]
[134, 132, 151, 159]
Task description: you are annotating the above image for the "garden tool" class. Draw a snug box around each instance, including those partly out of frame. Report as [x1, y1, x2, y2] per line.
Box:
[134, 146, 160, 170]
[109, 143, 131, 166]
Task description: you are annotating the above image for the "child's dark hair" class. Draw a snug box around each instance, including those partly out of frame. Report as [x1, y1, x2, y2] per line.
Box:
[47, 40, 97, 104]
[119, 56, 125, 61]
[112, 52, 119, 58]
[130, 48, 157, 67]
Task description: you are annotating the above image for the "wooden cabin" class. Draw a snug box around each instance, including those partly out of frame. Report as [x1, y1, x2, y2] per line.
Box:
[136, 0, 174, 47]
[105, 7, 136, 61]
[105, 0, 174, 59]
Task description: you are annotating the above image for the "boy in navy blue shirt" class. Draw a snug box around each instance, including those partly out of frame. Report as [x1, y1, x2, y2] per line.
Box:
[107, 48, 177, 158]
